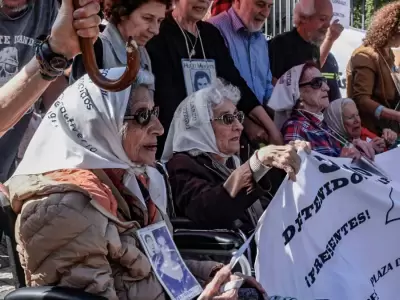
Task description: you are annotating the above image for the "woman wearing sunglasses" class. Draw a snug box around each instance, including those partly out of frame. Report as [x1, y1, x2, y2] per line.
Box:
[269, 62, 362, 159]
[6, 68, 270, 299]
[162, 79, 310, 232]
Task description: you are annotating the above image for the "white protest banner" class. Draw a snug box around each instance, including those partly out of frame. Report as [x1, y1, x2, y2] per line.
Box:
[331, 0, 351, 28]
[255, 149, 400, 300]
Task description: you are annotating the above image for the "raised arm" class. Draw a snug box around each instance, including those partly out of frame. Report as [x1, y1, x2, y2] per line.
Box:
[0, 0, 100, 136]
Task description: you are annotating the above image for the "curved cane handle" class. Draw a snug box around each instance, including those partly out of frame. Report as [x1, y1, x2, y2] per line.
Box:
[72, 0, 140, 92]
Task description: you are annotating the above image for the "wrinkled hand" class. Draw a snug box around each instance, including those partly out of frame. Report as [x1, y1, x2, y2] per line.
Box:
[353, 139, 375, 160]
[326, 19, 344, 42]
[243, 117, 269, 144]
[257, 141, 311, 181]
[371, 137, 386, 153]
[198, 266, 233, 300]
[234, 273, 266, 295]
[198, 266, 267, 300]
[382, 128, 398, 145]
[49, 0, 101, 59]
[340, 144, 361, 160]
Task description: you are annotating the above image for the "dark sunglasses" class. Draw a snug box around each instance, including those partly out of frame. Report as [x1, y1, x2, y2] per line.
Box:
[124, 106, 159, 126]
[299, 77, 327, 89]
[213, 111, 245, 125]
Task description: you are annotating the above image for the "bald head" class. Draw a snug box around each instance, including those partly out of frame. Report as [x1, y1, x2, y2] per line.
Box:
[294, 0, 333, 45]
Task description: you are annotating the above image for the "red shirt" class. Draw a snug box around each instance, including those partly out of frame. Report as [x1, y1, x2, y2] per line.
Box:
[360, 127, 378, 142]
[211, 0, 232, 16]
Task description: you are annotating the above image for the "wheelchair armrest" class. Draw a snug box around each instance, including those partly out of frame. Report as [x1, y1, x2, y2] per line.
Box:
[5, 286, 107, 300]
[172, 217, 245, 252]
[171, 217, 204, 230]
[173, 228, 244, 252]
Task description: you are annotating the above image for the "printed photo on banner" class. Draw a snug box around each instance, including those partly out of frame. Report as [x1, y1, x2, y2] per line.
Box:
[181, 59, 216, 96]
[137, 221, 203, 300]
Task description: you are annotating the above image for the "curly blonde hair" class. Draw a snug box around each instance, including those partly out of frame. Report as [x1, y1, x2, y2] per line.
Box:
[363, 1, 400, 49]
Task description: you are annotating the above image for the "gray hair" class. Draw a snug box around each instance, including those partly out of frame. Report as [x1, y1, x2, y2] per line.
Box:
[202, 78, 241, 118]
[293, 0, 315, 27]
[120, 69, 156, 138]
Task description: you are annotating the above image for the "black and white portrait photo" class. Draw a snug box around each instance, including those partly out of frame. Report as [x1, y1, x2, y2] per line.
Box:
[144, 233, 162, 264]
[192, 70, 211, 92]
[181, 59, 217, 96]
[137, 222, 202, 300]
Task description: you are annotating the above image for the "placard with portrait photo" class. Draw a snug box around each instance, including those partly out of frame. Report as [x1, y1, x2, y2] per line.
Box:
[181, 59, 217, 96]
[137, 221, 203, 300]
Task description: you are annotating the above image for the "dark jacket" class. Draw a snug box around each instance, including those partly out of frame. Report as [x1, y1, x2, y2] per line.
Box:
[166, 152, 286, 231]
[146, 13, 260, 158]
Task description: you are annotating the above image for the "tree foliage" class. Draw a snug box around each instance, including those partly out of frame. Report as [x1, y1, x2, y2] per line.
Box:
[351, 0, 394, 29]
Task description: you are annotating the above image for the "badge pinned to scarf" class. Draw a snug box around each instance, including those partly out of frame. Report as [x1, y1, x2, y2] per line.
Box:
[181, 59, 217, 96]
[137, 221, 203, 300]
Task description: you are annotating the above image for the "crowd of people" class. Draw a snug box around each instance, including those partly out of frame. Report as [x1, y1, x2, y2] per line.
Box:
[1, 0, 400, 299]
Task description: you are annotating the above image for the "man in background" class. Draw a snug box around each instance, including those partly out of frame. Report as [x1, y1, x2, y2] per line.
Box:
[209, 0, 274, 106]
[268, 0, 343, 101]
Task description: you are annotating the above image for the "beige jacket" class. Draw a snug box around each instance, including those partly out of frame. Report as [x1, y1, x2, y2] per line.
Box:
[7, 172, 219, 300]
[347, 45, 399, 134]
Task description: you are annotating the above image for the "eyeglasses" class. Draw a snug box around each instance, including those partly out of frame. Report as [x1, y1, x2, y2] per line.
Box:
[299, 77, 327, 89]
[124, 106, 159, 126]
[212, 111, 245, 125]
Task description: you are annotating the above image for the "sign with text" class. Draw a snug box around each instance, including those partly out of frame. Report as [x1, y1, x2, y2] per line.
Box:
[332, 0, 351, 28]
[255, 148, 400, 300]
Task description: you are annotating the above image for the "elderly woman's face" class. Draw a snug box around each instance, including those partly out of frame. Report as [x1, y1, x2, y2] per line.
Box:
[299, 67, 330, 112]
[342, 102, 361, 139]
[118, 1, 166, 46]
[122, 86, 164, 165]
[177, 0, 211, 22]
[211, 99, 244, 156]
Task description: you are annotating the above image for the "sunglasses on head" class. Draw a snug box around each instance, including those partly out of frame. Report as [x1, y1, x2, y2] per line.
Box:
[124, 106, 159, 126]
[299, 77, 327, 89]
[213, 111, 245, 125]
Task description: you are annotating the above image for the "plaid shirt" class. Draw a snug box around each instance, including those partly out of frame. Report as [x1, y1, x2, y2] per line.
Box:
[282, 110, 342, 157]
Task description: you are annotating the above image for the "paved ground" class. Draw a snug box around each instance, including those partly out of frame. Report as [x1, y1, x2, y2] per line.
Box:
[0, 236, 15, 299]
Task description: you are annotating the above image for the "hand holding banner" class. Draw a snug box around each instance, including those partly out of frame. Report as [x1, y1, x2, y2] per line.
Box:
[255, 149, 400, 299]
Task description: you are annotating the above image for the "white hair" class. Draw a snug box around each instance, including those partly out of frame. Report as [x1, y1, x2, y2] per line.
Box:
[293, 0, 316, 27]
[202, 78, 241, 118]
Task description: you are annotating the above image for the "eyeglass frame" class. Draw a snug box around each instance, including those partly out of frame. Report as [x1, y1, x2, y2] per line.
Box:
[299, 76, 327, 90]
[212, 111, 245, 125]
[123, 106, 160, 126]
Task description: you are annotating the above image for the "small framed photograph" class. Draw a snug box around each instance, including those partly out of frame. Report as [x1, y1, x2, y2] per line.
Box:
[137, 221, 203, 300]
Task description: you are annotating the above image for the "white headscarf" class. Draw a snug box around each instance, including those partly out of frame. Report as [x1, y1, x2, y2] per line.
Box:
[161, 79, 241, 166]
[324, 98, 355, 139]
[13, 67, 167, 213]
[267, 64, 305, 130]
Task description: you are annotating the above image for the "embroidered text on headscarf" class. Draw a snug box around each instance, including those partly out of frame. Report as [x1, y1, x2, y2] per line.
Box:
[161, 79, 241, 163]
[13, 67, 168, 214]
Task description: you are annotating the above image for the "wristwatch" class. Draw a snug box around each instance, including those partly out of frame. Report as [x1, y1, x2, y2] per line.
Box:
[35, 35, 72, 80]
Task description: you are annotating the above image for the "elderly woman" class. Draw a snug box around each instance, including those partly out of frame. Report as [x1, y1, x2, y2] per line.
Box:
[5, 68, 263, 300]
[347, 1, 400, 135]
[268, 62, 372, 159]
[70, 0, 171, 82]
[324, 98, 398, 154]
[146, 0, 282, 159]
[162, 80, 309, 231]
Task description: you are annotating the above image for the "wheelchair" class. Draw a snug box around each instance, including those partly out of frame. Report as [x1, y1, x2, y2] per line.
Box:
[0, 179, 253, 299]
